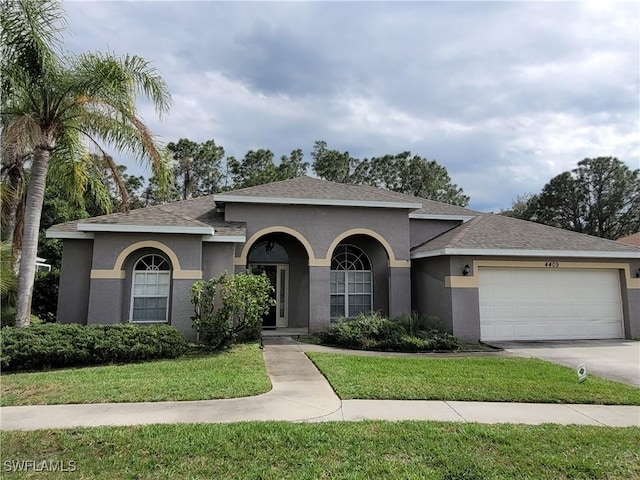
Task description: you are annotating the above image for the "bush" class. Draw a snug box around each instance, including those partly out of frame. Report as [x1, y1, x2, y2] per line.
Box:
[31, 269, 60, 323]
[394, 311, 443, 335]
[320, 312, 460, 352]
[191, 272, 274, 351]
[0, 323, 187, 371]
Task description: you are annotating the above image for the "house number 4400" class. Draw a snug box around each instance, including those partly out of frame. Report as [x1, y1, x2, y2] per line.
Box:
[545, 261, 560, 268]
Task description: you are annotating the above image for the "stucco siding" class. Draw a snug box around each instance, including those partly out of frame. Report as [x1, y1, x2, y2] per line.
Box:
[87, 279, 122, 325]
[409, 219, 460, 248]
[91, 233, 202, 271]
[57, 239, 93, 324]
[389, 267, 411, 317]
[625, 289, 640, 338]
[170, 280, 197, 340]
[202, 243, 235, 280]
[411, 257, 453, 332]
[451, 288, 480, 341]
[225, 203, 411, 262]
[85, 233, 203, 336]
[309, 266, 331, 332]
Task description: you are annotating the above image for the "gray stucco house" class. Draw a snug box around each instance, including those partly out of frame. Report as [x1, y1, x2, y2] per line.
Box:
[48, 176, 640, 342]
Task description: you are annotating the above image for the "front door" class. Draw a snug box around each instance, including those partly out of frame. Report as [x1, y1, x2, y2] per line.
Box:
[249, 264, 288, 329]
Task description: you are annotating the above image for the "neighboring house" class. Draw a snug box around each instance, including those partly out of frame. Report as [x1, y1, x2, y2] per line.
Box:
[35, 257, 52, 273]
[47, 176, 640, 342]
[617, 232, 640, 248]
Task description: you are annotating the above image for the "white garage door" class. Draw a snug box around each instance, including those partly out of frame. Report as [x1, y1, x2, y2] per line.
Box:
[479, 268, 623, 341]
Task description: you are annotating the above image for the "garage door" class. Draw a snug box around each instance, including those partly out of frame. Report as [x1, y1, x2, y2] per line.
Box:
[479, 268, 623, 341]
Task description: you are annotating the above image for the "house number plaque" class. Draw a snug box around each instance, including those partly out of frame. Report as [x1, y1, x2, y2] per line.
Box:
[544, 262, 560, 268]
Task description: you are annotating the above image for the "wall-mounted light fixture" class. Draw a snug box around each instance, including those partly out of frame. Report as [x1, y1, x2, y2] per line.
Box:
[266, 240, 275, 253]
[462, 264, 471, 276]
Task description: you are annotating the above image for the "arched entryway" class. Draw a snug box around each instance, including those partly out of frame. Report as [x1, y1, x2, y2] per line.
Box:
[246, 233, 310, 330]
[248, 240, 289, 328]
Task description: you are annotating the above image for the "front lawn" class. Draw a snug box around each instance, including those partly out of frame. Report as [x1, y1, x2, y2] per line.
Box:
[0, 344, 270, 406]
[308, 353, 640, 404]
[1, 422, 638, 478]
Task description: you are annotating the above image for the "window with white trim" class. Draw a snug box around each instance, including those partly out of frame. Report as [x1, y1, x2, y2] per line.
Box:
[330, 245, 373, 320]
[130, 254, 171, 323]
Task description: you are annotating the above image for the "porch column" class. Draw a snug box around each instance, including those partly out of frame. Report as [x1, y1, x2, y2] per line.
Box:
[308, 265, 331, 332]
[389, 266, 411, 317]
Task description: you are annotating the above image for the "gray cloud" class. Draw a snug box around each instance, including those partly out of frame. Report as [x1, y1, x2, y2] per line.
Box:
[61, 1, 639, 212]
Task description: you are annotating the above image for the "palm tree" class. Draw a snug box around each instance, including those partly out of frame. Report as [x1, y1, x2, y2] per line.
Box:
[1, 0, 172, 327]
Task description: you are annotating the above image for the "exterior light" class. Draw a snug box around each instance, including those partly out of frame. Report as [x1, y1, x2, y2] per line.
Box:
[462, 264, 470, 276]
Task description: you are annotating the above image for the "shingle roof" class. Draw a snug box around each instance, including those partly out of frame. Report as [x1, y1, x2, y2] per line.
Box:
[48, 196, 246, 237]
[46, 176, 640, 258]
[616, 232, 640, 247]
[216, 176, 480, 216]
[411, 214, 640, 257]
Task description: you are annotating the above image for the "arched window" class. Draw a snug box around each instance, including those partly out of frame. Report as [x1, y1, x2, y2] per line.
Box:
[248, 240, 289, 263]
[130, 253, 171, 323]
[330, 245, 373, 320]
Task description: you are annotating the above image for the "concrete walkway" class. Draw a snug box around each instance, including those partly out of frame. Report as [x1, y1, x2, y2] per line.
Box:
[1, 337, 638, 431]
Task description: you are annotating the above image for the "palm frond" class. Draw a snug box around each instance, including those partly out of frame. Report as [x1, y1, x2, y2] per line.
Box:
[1, 0, 65, 94]
[0, 240, 17, 296]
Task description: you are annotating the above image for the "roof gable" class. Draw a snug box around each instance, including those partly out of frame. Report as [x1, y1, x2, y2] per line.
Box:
[47, 196, 245, 239]
[411, 214, 640, 259]
[214, 176, 482, 217]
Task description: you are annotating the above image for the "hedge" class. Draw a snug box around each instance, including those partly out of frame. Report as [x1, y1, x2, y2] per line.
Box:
[0, 323, 188, 371]
[320, 312, 460, 352]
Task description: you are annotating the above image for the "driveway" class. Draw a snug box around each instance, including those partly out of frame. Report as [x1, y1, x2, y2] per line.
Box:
[488, 340, 640, 387]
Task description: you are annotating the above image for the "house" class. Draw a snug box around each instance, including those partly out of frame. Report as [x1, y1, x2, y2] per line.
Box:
[35, 256, 52, 272]
[47, 176, 640, 342]
[617, 232, 640, 248]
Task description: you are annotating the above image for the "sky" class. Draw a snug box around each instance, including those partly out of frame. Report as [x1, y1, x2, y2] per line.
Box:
[62, 0, 639, 212]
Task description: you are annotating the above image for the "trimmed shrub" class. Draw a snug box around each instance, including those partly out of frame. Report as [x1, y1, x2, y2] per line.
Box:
[0, 323, 187, 371]
[394, 311, 443, 335]
[190, 272, 274, 351]
[320, 312, 460, 352]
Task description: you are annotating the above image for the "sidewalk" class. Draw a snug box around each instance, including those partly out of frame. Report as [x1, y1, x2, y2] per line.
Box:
[1, 337, 638, 431]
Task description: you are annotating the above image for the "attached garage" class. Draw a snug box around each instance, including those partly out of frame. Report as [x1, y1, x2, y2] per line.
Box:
[479, 267, 624, 341]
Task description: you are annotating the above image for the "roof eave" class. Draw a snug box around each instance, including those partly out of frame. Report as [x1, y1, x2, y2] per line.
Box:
[410, 248, 640, 260]
[76, 224, 215, 235]
[46, 230, 94, 239]
[202, 235, 246, 243]
[409, 213, 476, 222]
[214, 194, 422, 210]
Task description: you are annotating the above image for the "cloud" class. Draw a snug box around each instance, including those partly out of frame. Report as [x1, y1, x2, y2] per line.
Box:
[61, 1, 639, 212]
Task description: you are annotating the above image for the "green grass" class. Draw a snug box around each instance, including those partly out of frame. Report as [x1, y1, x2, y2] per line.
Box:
[308, 353, 640, 404]
[1, 422, 638, 479]
[0, 343, 270, 406]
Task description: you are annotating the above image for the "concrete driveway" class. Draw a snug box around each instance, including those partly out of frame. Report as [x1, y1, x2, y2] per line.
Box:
[488, 340, 640, 387]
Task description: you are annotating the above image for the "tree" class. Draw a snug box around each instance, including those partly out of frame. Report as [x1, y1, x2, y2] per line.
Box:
[499, 193, 538, 219]
[277, 148, 308, 179]
[228, 149, 277, 189]
[228, 148, 308, 189]
[1, 0, 172, 327]
[311, 140, 469, 206]
[368, 152, 469, 206]
[506, 157, 639, 240]
[311, 140, 368, 184]
[168, 138, 225, 199]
